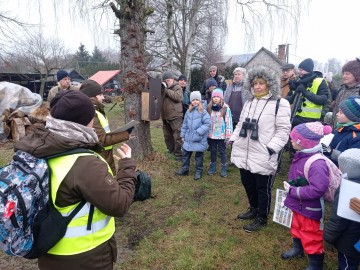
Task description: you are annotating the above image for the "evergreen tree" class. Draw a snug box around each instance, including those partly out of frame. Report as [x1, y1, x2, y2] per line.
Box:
[91, 46, 107, 63]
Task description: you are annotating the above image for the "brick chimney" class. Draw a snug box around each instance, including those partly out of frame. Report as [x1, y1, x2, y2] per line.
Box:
[278, 44, 286, 61]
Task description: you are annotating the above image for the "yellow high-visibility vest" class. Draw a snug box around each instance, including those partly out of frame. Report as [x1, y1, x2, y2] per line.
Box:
[296, 78, 324, 119]
[95, 111, 112, 150]
[47, 153, 115, 255]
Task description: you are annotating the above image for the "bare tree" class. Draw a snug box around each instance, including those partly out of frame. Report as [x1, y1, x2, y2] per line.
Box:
[9, 31, 72, 97]
[109, 0, 155, 160]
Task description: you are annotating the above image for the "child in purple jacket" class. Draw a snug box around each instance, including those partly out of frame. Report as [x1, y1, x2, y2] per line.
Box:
[282, 122, 332, 270]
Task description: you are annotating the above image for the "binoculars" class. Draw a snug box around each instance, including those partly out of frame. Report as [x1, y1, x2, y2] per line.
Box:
[239, 118, 259, 140]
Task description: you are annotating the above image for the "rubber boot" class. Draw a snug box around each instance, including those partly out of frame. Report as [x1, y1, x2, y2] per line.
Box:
[281, 238, 304, 260]
[175, 152, 190, 176]
[220, 164, 227, 177]
[207, 162, 216, 175]
[194, 152, 204, 180]
[305, 253, 324, 270]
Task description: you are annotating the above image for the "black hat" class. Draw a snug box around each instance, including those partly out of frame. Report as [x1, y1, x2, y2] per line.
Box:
[50, 90, 95, 126]
[342, 60, 360, 82]
[80, 80, 102, 97]
[57, 69, 69, 82]
[281, 63, 295, 70]
[178, 74, 187, 81]
[298, 58, 314, 73]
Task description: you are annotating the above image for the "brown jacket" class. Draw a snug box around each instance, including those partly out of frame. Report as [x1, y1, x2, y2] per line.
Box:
[161, 82, 183, 120]
[91, 98, 129, 173]
[280, 74, 297, 98]
[47, 85, 78, 103]
[14, 126, 137, 270]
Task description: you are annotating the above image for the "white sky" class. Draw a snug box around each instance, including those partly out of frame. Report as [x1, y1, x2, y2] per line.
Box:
[3, 0, 359, 66]
[226, 0, 360, 65]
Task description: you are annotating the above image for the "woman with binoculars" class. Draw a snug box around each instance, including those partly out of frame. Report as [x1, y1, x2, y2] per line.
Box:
[230, 65, 291, 233]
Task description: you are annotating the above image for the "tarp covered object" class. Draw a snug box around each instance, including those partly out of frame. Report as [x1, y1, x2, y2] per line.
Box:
[0, 82, 42, 134]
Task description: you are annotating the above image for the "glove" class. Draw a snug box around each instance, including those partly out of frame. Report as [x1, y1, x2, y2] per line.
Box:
[321, 143, 331, 154]
[288, 80, 298, 91]
[126, 126, 134, 134]
[283, 181, 290, 193]
[295, 84, 306, 95]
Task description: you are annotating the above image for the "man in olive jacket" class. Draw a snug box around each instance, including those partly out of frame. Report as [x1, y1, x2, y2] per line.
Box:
[161, 71, 184, 160]
[15, 90, 137, 270]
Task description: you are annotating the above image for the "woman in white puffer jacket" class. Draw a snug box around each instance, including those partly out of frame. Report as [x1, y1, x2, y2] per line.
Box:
[230, 65, 291, 233]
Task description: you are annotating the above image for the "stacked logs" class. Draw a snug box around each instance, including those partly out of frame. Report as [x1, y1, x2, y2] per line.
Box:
[1, 103, 49, 142]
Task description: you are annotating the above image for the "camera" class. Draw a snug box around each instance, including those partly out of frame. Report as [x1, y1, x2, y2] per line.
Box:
[239, 118, 259, 140]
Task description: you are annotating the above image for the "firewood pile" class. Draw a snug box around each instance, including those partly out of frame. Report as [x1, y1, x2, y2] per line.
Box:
[1, 103, 49, 143]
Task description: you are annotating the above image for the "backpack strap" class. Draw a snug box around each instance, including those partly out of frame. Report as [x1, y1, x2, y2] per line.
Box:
[303, 153, 327, 181]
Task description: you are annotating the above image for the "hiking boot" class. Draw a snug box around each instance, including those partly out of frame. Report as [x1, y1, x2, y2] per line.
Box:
[281, 238, 304, 260]
[243, 217, 267, 233]
[220, 164, 227, 177]
[175, 168, 189, 176]
[237, 207, 258, 220]
[194, 172, 202, 180]
[207, 162, 216, 175]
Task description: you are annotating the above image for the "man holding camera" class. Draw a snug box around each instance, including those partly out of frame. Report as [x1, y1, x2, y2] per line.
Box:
[286, 58, 329, 160]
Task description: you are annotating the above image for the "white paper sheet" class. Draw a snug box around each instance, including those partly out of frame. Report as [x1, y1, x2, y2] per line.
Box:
[337, 178, 360, 222]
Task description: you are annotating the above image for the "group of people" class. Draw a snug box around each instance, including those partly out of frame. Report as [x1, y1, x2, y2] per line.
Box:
[12, 57, 360, 270]
[160, 58, 360, 270]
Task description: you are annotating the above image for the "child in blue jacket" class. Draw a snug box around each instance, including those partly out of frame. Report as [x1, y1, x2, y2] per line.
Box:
[176, 91, 211, 180]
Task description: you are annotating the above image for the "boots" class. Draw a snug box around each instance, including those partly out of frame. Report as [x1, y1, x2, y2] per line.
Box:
[194, 152, 204, 180]
[175, 168, 189, 176]
[207, 162, 216, 175]
[220, 164, 227, 177]
[237, 207, 258, 220]
[281, 238, 304, 260]
[305, 253, 324, 270]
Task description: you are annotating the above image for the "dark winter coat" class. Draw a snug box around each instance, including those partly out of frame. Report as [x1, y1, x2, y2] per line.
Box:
[284, 151, 330, 221]
[327, 124, 360, 165]
[181, 86, 191, 117]
[181, 103, 211, 152]
[324, 178, 360, 261]
[14, 125, 137, 270]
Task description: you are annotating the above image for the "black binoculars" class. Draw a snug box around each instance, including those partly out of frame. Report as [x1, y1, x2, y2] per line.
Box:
[239, 118, 259, 140]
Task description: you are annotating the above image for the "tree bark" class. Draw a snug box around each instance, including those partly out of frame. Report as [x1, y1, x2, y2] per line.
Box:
[110, 1, 153, 160]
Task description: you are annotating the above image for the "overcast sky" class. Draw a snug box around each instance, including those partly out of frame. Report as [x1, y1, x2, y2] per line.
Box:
[3, 0, 359, 67]
[226, 0, 359, 65]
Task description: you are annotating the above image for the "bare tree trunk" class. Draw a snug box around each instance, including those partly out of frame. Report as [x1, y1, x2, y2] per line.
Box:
[166, 0, 174, 69]
[110, 1, 153, 160]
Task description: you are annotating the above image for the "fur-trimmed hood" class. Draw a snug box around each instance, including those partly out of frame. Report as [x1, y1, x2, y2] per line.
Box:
[244, 65, 281, 100]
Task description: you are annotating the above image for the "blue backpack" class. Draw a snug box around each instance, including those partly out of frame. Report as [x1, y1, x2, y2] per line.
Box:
[0, 149, 88, 259]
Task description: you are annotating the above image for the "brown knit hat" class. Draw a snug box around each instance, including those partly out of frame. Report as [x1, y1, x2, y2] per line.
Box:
[80, 80, 102, 97]
[342, 60, 360, 82]
[50, 90, 95, 126]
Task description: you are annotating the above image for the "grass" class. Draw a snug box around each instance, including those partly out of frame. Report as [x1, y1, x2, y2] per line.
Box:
[0, 100, 338, 270]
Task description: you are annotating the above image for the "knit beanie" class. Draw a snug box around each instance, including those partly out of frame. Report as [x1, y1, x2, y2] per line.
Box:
[57, 69, 69, 82]
[80, 79, 103, 97]
[190, 91, 201, 102]
[342, 60, 360, 82]
[338, 148, 360, 179]
[162, 71, 174, 81]
[211, 88, 224, 99]
[339, 97, 360, 122]
[298, 58, 314, 73]
[290, 121, 332, 149]
[206, 78, 218, 88]
[178, 74, 187, 81]
[50, 90, 95, 126]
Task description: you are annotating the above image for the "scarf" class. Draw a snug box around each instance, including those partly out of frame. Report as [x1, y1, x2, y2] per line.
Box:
[335, 121, 358, 130]
[299, 143, 322, 154]
[45, 116, 99, 144]
[254, 90, 269, 99]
